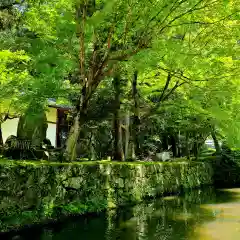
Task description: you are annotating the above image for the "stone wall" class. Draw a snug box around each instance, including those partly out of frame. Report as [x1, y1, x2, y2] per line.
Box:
[0, 160, 213, 232]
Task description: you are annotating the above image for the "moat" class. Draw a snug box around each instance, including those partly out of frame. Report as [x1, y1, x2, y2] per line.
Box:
[3, 187, 240, 240]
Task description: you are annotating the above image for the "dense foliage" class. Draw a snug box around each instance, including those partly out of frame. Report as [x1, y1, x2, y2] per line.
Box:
[0, 0, 239, 161]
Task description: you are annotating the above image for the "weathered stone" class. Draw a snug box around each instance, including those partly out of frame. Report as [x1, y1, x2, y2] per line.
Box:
[155, 152, 171, 161]
[63, 177, 84, 189]
[0, 161, 213, 232]
[17, 110, 48, 147]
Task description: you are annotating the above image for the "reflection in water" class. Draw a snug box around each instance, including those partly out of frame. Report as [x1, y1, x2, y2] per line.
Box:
[192, 189, 240, 240]
[3, 187, 240, 240]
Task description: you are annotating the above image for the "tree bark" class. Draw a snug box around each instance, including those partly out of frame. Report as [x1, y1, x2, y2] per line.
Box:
[162, 133, 169, 151]
[124, 111, 130, 160]
[112, 75, 124, 161]
[170, 134, 177, 158]
[185, 131, 190, 159]
[177, 131, 181, 158]
[211, 128, 221, 154]
[193, 141, 198, 159]
[193, 132, 203, 159]
[65, 2, 88, 162]
[65, 82, 88, 161]
[65, 113, 81, 161]
[0, 125, 3, 146]
[89, 132, 96, 160]
[132, 71, 141, 158]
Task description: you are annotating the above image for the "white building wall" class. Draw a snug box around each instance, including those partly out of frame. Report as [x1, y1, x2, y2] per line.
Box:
[2, 118, 19, 143]
[2, 118, 57, 147]
[46, 123, 57, 147]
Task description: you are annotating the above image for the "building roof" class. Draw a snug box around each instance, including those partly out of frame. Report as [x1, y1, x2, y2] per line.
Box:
[47, 98, 73, 110]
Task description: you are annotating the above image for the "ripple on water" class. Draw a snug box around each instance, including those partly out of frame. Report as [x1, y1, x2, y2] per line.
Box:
[191, 189, 240, 240]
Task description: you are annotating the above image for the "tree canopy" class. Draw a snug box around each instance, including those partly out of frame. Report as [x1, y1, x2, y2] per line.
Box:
[0, 0, 239, 160]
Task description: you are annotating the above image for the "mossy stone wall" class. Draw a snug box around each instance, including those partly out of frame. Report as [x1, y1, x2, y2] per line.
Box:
[0, 160, 213, 232]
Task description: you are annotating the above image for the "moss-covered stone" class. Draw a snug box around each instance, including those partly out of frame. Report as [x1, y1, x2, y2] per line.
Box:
[0, 159, 213, 232]
[17, 110, 48, 147]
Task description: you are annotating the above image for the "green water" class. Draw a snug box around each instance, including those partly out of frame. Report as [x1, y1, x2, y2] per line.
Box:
[4, 187, 240, 240]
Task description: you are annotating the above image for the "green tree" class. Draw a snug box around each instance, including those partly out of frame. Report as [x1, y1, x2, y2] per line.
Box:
[1, 0, 239, 161]
[0, 50, 31, 144]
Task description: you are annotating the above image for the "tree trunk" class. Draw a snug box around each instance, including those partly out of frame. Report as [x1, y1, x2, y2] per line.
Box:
[65, 2, 88, 162]
[185, 131, 190, 159]
[170, 134, 177, 158]
[193, 133, 202, 159]
[176, 131, 182, 157]
[193, 141, 198, 159]
[112, 75, 124, 161]
[65, 83, 88, 161]
[113, 118, 124, 161]
[132, 71, 141, 158]
[162, 133, 168, 151]
[211, 129, 221, 154]
[65, 113, 81, 161]
[130, 141, 136, 159]
[89, 132, 96, 160]
[124, 111, 130, 160]
[0, 125, 3, 146]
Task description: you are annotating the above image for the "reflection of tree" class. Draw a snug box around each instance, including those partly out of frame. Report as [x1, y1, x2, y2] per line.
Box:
[109, 188, 239, 240]
[105, 208, 117, 240]
[7, 188, 240, 240]
[134, 205, 148, 240]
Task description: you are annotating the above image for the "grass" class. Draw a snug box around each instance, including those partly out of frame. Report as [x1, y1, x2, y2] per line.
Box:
[0, 156, 193, 167]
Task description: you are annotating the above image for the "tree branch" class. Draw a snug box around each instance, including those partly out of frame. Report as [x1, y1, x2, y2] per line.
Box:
[93, 54, 109, 80]
[157, 0, 188, 27]
[145, 0, 179, 30]
[142, 79, 186, 121]
[79, 4, 86, 82]
[167, 10, 240, 28]
[3, 114, 15, 121]
[158, 73, 172, 102]
[158, 0, 218, 34]
[162, 81, 185, 102]
[109, 47, 144, 61]
[93, 24, 116, 81]
[157, 66, 238, 83]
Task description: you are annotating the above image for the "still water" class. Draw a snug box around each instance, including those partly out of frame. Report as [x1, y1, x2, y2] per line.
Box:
[4, 187, 240, 240]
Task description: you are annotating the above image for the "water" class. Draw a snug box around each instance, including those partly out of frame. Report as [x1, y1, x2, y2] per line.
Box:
[3, 187, 240, 240]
